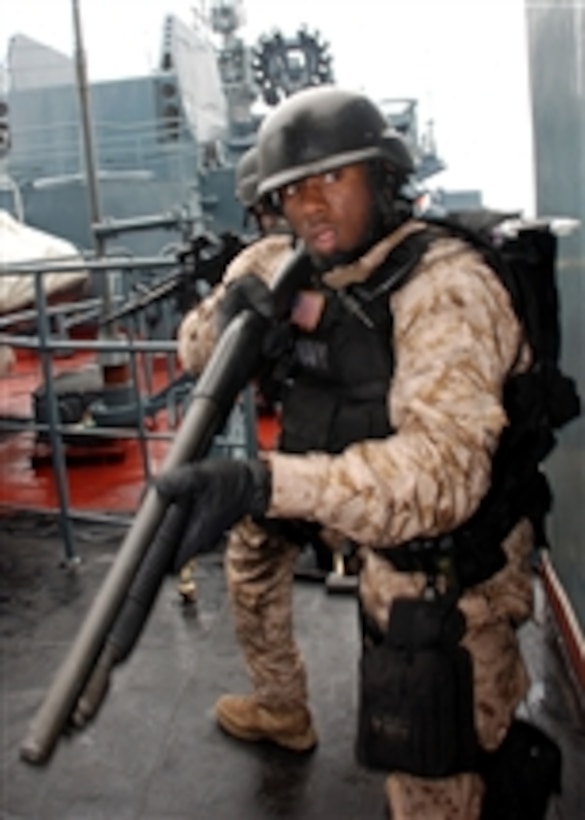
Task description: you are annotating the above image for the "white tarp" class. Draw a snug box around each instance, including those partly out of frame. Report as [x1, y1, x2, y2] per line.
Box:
[0, 209, 88, 314]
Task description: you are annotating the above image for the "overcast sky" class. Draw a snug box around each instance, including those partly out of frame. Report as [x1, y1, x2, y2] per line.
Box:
[0, 0, 536, 213]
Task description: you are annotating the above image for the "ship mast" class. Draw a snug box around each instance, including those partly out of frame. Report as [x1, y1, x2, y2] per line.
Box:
[71, 0, 127, 396]
[209, 0, 257, 140]
[71, 0, 105, 262]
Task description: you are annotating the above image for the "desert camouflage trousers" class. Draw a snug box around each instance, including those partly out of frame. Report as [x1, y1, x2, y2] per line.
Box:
[225, 519, 309, 708]
[225, 517, 534, 820]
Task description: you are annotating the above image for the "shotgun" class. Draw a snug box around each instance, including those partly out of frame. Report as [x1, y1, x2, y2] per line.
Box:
[19, 244, 311, 765]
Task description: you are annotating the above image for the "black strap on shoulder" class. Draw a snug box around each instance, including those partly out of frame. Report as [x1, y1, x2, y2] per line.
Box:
[353, 229, 435, 303]
[419, 214, 556, 363]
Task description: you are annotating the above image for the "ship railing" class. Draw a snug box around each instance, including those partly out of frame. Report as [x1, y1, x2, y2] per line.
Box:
[0, 254, 257, 563]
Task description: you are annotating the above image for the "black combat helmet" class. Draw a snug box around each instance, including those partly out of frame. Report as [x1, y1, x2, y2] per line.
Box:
[256, 85, 415, 198]
[235, 146, 259, 209]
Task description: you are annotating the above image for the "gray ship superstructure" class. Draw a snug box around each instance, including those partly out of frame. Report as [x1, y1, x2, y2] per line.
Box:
[0, 1, 455, 257]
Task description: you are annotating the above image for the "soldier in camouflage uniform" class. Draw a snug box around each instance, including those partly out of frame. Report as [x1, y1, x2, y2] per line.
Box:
[176, 146, 293, 604]
[163, 87, 535, 819]
[178, 145, 293, 375]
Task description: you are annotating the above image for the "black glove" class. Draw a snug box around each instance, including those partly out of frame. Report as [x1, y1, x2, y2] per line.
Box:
[217, 273, 274, 336]
[155, 458, 271, 570]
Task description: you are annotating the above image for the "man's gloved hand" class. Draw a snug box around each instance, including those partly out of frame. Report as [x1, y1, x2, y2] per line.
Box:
[217, 273, 274, 336]
[155, 458, 271, 570]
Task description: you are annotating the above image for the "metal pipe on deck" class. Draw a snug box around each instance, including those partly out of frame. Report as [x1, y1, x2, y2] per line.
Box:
[93, 212, 187, 238]
[34, 271, 77, 563]
[0, 256, 179, 274]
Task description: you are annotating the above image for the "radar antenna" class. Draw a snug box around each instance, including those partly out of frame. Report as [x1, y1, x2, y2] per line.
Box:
[251, 27, 334, 107]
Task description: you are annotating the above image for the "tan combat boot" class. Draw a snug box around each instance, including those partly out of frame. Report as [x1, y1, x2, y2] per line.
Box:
[214, 694, 318, 752]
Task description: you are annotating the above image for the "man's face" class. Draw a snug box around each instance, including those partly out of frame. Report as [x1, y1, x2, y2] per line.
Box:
[279, 162, 373, 264]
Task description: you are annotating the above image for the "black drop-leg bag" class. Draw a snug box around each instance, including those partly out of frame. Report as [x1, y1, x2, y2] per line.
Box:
[356, 595, 478, 777]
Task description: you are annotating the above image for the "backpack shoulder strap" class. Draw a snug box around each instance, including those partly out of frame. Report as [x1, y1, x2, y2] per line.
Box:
[353, 227, 435, 303]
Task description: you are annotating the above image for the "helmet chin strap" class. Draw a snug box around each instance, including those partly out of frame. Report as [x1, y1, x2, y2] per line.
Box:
[369, 160, 414, 234]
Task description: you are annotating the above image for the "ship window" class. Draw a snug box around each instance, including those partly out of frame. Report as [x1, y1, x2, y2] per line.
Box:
[162, 103, 181, 141]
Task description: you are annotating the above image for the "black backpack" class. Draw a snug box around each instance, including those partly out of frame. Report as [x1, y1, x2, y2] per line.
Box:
[429, 211, 581, 533]
[384, 210, 581, 587]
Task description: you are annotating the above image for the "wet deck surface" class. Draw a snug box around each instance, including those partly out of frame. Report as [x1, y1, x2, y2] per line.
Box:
[1, 511, 584, 819]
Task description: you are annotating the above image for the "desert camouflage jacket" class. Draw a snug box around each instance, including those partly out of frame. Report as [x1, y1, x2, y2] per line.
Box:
[178, 220, 531, 551]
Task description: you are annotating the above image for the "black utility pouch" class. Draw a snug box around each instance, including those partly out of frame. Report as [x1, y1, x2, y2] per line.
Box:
[356, 595, 477, 777]
[479, 719, 562, 820]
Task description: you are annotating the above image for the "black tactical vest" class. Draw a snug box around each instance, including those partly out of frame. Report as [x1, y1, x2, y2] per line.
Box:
[270, 224, 580, 590]
[279, 290, 392, 455]
[278, 234, 427, 455]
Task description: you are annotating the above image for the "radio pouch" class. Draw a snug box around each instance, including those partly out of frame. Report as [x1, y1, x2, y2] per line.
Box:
[356, 595, 478, 777]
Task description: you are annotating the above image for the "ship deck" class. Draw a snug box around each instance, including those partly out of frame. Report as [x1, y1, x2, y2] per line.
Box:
[1, 511, 584, 819]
